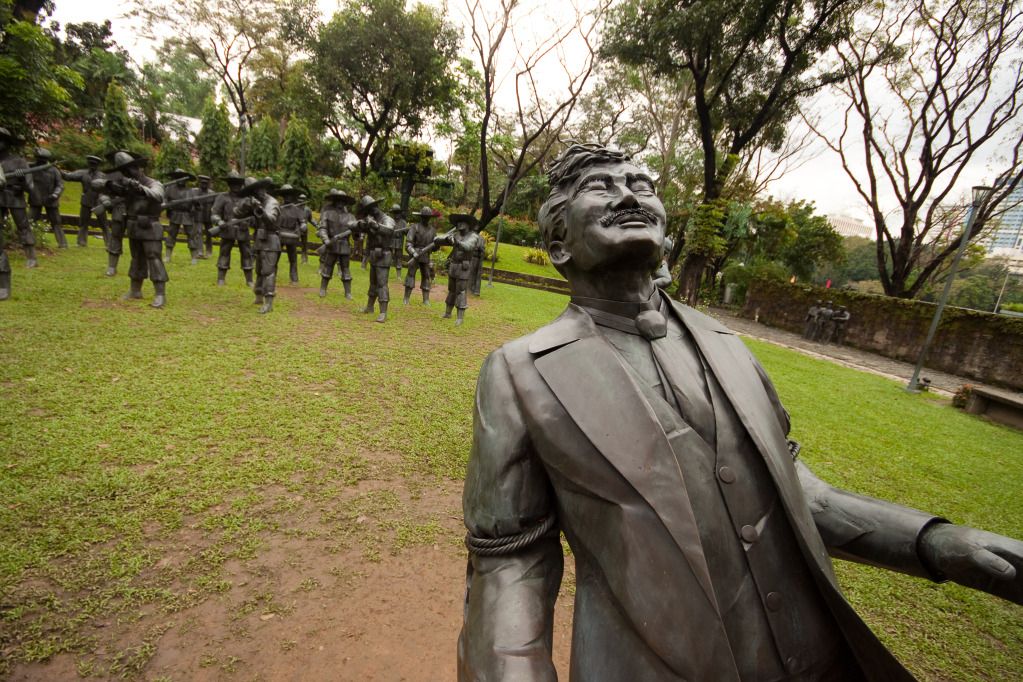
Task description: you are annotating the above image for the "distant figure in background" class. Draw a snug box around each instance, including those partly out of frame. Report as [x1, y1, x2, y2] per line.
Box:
[235, 177, 281, 314]
[389, 204, 407, 281]
[316, 189, 356, 299]
[93, 149, 130, 277]
[62, 154, 105, 247]
[193, 175, 216, 259]
[163, 168, 198, 264]
[276, 184, 304, 284]
[354, 195, 397, 323]
[0, 127, 38, 268]
[469, 223, 486, 296]
[803, 300, 822, 339]
[830, 305, 851, 344]
[436, 213, 485, 326]
[814, 301, 834, 342]
[299, 193, 314, 264]
[0, 163, 8, 300]
[209, 171, 254, 287]
[404, 206, 437, 305]
[28, 148, 67, 249]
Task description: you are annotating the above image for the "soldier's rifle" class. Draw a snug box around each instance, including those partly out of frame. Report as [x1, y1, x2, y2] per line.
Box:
[162, 176, 192, 189]
[405, 227, 454, 269]
[3, 162, 53, 180]
[161, 191, 225, 211]
[314, 228, 353, 257]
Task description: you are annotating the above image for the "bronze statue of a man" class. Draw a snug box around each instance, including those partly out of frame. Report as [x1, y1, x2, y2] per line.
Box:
[316, 188, 356, 299]
[61, 153, 106, 247]
[28, 148, 67, 249]
[163, 168, 199, 264]
[209, 171, 254, 287]
[354, 195, 397, 323]
[403, 206, 437, 305]
[103, 152, 168, 308]
[0, 127, 38, 268]
[92, 149, 130, 277]
[193, 174, 215, 258]
[235, 177, 281, 314]
[389, 204, 407, 280]
[437, 214, 484, 326]
[458, 144, 1022, 682]
[275, 184, 304, 284]
[298, 193, 314, 264]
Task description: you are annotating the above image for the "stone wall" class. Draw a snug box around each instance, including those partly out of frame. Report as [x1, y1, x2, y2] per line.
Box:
[742, 278, 1023, 391]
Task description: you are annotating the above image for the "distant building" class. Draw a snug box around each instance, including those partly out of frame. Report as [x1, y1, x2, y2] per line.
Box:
[982, 182, 1023, 259]
[827, 214, 874, 239]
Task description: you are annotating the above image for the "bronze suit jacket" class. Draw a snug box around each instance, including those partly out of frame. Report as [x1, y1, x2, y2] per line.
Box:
[459, 300, 939, 682]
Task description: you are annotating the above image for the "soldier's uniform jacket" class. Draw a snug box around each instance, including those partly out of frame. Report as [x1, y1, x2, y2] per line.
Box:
[165, 184, 195, 225]
[29, 166, 63, 207]
[211, 193, 251, 242]
[240, 195, 281, 252]
[0, 152, 32, 209]
[317, 207, 355, 255]
[359, 213, 396, 267]
[278, 204, 304, 245]
[192, 187, 216, 224]
[391, 216, 407, 252]
[117, 176, 165, 241]
[64, 166, 105, 208]
[95, 172, 127, 222]
[406, 221, 437, 263]
[448, 232, 484, 280]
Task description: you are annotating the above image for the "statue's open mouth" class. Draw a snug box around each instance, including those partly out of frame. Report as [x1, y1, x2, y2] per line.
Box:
[600, 207, 657, 228]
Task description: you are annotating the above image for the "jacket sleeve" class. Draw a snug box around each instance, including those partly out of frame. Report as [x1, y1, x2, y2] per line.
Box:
[458, 349, 562, 682]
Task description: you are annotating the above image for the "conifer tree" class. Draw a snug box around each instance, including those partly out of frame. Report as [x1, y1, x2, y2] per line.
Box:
[102, 81, 138, 153]
[281, 119, 313, 188]
[196, 99, 232, 181]
[248, 117, 279, 172]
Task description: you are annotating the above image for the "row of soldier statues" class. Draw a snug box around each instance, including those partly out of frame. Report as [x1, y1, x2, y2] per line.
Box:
[803, 300, 850, 344]
[0, 131, 488, 324]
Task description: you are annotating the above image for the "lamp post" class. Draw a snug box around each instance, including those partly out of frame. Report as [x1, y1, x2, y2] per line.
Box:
[488, 166, 516, 287]
[906, 185, 991, 392]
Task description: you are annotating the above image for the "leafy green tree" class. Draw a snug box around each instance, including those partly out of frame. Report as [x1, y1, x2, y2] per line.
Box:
[102, 81, 139, 153]
[196, 98, 232, 180]
[143, 41, 217, 119]
[310, 0, 460, 176]
[55, 21, 134, 127]
[248, 117, 279, 172]
[0, 1, 83, 139]
[154, 138, 194, 178]
[281, 118, 313, 188]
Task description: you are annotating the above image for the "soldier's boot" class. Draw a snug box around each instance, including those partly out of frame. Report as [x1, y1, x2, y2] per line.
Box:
[290, 261, 299, 283]
[217, 269, 227, 286]
[442, 304, 453, 319]
[244, 270, 254, 287]
[375, 300, 388, 323]
[254, 293, 264, 305]
[164, 246, 173, 264]
[55, 228, 69, 249]
[259, 295, 274, 315]
[403, 287, 412, 305]
[151, 281, 166, 309]
[319, 276, 330, 298]
[361, 296, 376, 314]
[191, 249, 200, 265]
[0, 272, 10, 301]
[422, 290, 430, 305]
[123, 279, 144, 300]
[105, 253, 119, 277]
[343, 280, 352, 299]
[205, 236, 213, 255]
[455, 309, 465, 326]
[24, 246, 37, 268]
[301, 252, 308, 264]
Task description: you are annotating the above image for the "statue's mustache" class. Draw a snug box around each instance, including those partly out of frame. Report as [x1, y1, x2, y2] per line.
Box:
[600, 207, 658, 227]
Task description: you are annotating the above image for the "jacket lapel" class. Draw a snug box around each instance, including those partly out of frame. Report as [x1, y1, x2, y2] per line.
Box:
[531, 306, 718, 609]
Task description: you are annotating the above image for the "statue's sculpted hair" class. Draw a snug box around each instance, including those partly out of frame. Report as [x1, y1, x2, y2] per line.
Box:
[538, 143, 631, 250]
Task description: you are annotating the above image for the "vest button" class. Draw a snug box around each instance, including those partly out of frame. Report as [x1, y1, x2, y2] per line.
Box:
[740, 525, 759, 543]
[765, 591, 783, 611]
[717, 466, 736, 484]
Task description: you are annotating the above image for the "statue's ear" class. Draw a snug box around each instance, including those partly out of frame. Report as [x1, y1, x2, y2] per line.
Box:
[548, 241, 570, 267]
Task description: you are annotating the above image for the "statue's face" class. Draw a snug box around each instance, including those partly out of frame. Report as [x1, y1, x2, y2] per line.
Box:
[457, 221, 471, 234]
[126, 165, 144, 180]
[199, 180, 209, 190]
[556, 160, 665, 274]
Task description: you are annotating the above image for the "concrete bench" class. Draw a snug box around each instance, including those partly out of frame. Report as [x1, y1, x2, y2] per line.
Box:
[965, 386, 1023, 430]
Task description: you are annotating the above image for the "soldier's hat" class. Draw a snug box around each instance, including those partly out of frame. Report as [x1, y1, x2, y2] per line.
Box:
[197, 174, 211, 182]
[277, 183, 301, 196]
[448, 213, 478, 227]
[418, 206, 435, 219]
[325, 188, 355, 205]
[34, 147, 53, 160]
[168, 168, 195, 180]
[389, 204, 402, 214]
[238, 176, 276, 197]
[223, 170, 245, 184]
[356, 195, 379, 214]
[106, 151, 146, 172]
[85, 155, 103, 164]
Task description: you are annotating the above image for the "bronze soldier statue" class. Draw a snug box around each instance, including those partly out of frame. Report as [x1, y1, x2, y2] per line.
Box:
[436, 213, 485, 326]
[92, 149, 133, 277]
[316, 188, 356, 299]
[458, 144, 1023, 682]
[299, 193, 314, 264]
[276, 184, 304, 284]
[803, 300, 822, 339]
[0, 127, 38, 268]
[209, 171, 254, 287]
[61, 153, 106, 247]
[469, 223, 486, 296]
[102, 152, 167, 308]
[814, 300, 835, 342]
[234, 177, 281, 314]
[28, 148, 67, 249]
[193, 175, 215, 258]
[831, 305, 851, 344]
[0, 163, 7, 299]
[162, 169, 199, 264]
[354, 195, 397, 323]
[389, 204, 407, 280]
[403, 206, 437, 305]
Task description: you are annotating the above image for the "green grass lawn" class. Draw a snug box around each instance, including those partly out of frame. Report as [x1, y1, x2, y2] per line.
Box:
[0, 247, 1020, 680]
[487, 241, 564, 280]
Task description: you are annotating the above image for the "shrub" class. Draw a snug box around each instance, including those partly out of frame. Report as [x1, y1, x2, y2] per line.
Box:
[952, 384, 974, 409]
[494, 216, 539, 245]
[524, 247, 549, 266]
[721, 261, 788, 304]
[47, 127, 105, 169]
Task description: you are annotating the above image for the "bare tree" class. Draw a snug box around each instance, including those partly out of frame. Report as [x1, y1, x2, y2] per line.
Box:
[462, 0, 606, 230]
[806, 0, 1023, 298]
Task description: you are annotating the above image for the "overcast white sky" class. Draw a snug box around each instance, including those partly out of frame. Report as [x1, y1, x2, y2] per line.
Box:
[50, 0, 1010, 223]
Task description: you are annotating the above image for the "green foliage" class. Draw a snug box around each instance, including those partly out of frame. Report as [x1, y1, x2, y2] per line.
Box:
[310, 0, 461, 176]
[247, 117, 279, 172]
[280, 118, 314, 188]
[825, 237, 878, 287]
[145, 40, 217, 119]
[682, 200, 728, 260]
[47, 128, 105, 170]
[54, 20, 134, 127]
[386, 140, 434, 177]
[523, 248, 549, 266]
[721, 261, 789, 303]
[492, 216, 540, 246]
[0, 2, 83, 139]
[101, 81, 138, 153]
[1003, 302, 1023, 313]
[153, 138, 195, 179]
[778, 201, 844, 281]
[196, 99, 232, 181]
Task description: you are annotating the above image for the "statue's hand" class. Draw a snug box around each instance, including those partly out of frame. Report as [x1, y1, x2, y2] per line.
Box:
[919, 523, 1023, 604]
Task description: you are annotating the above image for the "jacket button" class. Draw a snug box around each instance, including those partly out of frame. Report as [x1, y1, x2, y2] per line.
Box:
[765, 591, 783, 611]
[717, 466, 736, 484]
[740, 525, 759, 543]
[786, 657, 799, 673]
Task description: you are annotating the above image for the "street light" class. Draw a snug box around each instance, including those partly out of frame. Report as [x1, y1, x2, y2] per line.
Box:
[487, 165, 516, 288]
[906, 185, 992, 392]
